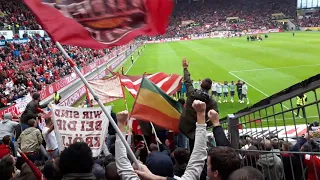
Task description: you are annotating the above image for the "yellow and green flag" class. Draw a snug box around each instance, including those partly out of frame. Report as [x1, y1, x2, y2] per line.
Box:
[131, 76, 183, 132]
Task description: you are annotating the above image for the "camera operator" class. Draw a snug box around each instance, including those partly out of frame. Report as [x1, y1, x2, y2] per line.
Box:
[179, 58, 219, 152]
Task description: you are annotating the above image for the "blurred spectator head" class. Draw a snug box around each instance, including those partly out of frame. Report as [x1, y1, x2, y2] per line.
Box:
[103, 154, 115, 168]
[2, 135, 11, 145]
[149, 143, 158, 152]
[261, 139, 273, 151]
[45, 117, 52, 126]
[201, 78, 212, 91]
[105, 162, 120, 180]
[173, 148, 190, 165]
[207, 146, 241, 180]
[0, 155, 15, 180]
[281, 141, 293, 151]
[42, 158, 62, 180]
[59, 142, 94, 175]
[3, 113, 12, 120]
[146, 152, 174, 177]
[27, 119, 37, 127]
[228, 166, 264, 180]
[32, 93, 41, 101]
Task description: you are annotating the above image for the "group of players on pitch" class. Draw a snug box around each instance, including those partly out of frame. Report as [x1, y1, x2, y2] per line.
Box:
[191, 80, 250, 104]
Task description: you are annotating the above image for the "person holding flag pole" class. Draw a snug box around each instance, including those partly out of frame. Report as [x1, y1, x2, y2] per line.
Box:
[55, 42, 141, 169]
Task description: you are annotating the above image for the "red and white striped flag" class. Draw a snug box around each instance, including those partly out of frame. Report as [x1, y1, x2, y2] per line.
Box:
[120, 72, 183, 98]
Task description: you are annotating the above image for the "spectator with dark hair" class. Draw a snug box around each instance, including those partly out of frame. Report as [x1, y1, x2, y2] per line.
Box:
[103, 154, 115, 168]
[0, 154, 15, 180]
[256, 139, 284, 180]
[228, 166, 263, 180]
[42, 158, 62, 180]
[207, 146, 241, 180]
[179, 58, 218, 151]
[105, 162, 121, 180]
[17, 119, 43, 162]
[173, 148, 190, 177]
[20, 92, 47, 130]
[0, 135, 11, 159]
[11, 162, 37, 180]
[59, 142, 95, 180]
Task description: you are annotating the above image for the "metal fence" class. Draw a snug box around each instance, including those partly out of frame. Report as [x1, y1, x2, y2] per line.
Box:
[220, 74, 320, 180]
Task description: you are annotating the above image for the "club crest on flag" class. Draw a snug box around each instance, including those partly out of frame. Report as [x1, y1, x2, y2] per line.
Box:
[41, 0, 147, 44]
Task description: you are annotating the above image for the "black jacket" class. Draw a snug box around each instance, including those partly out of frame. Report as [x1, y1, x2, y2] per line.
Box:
[20, 100, 47, 124]
[179, 68, 219, 139]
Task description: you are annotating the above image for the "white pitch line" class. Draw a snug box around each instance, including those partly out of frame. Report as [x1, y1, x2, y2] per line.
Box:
[228, 71, 294, 113]
[125, 48, 144, 75]
[230, 64, 320, 73]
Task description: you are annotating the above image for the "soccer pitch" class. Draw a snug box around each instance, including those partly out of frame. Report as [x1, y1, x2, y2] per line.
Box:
[108, 32, 320, 127]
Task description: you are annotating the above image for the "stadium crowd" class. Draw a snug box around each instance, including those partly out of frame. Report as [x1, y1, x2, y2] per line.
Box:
[0, 38, 109, 108]
[0, 60, 319, 180]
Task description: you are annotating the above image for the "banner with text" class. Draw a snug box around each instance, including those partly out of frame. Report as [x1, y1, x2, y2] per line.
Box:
[51, 105, 110, 157]
[19, 30, 45, 38]
[0, 30, 14, 39]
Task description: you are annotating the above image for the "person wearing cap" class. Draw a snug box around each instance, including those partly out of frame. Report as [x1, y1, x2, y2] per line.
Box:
[179, 58, 219, 152]
[20, 93, 48, 130]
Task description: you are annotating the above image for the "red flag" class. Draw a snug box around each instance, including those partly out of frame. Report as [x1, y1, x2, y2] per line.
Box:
[120, 72, 183, 98]
[24, 0, 173, 49]
[85, 86, 92, 107]
[131, 118, 143, 135]
[19, 150, 45, 180]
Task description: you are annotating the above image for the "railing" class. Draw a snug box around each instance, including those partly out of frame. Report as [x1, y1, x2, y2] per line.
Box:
[220, 74, 320, 180]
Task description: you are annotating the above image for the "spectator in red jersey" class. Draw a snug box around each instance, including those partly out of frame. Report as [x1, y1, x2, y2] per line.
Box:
[0, 135, 11, 159]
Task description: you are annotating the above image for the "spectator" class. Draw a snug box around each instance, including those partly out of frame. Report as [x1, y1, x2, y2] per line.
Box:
[228, 166, 264, 180]
[116, 100, 210, 180]
[59, 142, 95, 180]
[0, 154, 15, 179]
[0, 113, 18, 140]
[0, 135, 11, 159]
[20, 92, 47, 130]
[173, 148, 190, 177]
[17, 119, 43, 162]
[207, 147, 241, 180]
[105, 162, 121, 180]
[42, 117, 59, 160]
[179, 58, 218, 151]
[256, 139, 284, 180]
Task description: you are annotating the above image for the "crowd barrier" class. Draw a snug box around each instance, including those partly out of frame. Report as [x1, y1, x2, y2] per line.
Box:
[220, 74, 320, 179]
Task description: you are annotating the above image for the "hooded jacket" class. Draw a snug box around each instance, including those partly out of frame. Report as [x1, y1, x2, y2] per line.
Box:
[17, 127, 43, 152]
[0, 119, 19, 139]
[179, 68, 218, 140]
[257, 153, 284, 180]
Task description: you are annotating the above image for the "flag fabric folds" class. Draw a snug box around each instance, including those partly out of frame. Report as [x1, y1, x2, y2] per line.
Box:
[88, 75, 124, 104]
[131, 77, 183, 132]
[24, 0, 173, 49]
[121, 72, 183, 98]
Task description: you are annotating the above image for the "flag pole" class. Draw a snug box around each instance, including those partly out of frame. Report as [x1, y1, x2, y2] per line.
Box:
[150, 122, 160, 151]
[56, 42, 140, 169]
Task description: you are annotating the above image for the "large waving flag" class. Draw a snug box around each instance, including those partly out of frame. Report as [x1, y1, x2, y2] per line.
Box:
[131, 77, 183, 132]
[121, 72, 183, 98]
[88, 75, 124, 104]
[24, 0, 173, 49]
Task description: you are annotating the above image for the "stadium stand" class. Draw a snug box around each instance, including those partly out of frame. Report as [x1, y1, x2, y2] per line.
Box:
[0, 0, 320, 180]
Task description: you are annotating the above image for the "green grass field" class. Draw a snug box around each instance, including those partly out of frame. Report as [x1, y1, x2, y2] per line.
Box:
[78, 32, 320, 128]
